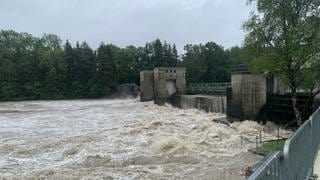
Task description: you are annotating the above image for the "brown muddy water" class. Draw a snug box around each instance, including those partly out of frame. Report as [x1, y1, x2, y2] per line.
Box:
[0, 99, 290, 179]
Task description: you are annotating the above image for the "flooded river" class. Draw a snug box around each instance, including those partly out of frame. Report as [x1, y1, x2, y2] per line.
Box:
[0, 99, 288, 179]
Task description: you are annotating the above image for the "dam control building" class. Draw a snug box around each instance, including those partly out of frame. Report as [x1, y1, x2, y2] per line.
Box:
[140, 67, 186, 105]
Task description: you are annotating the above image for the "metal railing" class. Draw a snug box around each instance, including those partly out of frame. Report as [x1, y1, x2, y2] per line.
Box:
[188, 82, 231, 95]
[231, 64, 251, 74]
[248, 107, 320, 180]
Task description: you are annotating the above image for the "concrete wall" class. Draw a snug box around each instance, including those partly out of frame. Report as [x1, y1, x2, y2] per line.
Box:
[140, 71, 154, 101]
[171, 95, 226, 113]
[175, 68, 187, 95]
[227, 74, 267, 120]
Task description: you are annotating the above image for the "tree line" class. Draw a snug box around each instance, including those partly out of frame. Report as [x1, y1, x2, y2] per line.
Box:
[0, 30, 238, 101]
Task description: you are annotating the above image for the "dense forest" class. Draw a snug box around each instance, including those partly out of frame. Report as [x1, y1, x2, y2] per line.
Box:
[0, 30, 242, 101]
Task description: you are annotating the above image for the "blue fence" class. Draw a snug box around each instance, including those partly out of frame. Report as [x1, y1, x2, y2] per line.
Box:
[248, 107, 320, 180]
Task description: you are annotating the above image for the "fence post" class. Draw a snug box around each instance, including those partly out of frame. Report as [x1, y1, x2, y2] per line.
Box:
[277, 126, 280, 150]
[256, 136, 259, 154]
[241, 132, 243, 147]
[259, 131, 262, 143]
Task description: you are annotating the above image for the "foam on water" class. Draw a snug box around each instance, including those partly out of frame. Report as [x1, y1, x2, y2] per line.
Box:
[0, 99, 291, 179]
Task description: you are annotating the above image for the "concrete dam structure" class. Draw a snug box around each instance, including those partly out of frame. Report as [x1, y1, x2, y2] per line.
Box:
[140, 66, 281, 120]
[140, 67, 226, 113]
[153, 67, 186, 105]
[140, 67, 186, 105]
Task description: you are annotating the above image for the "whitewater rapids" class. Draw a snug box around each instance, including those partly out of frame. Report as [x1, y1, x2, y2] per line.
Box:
[0, 99, 290, 179]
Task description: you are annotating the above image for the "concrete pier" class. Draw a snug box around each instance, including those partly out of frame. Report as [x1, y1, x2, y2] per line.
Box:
[140, 70, 154, 101]
[227, 74, 267, 120]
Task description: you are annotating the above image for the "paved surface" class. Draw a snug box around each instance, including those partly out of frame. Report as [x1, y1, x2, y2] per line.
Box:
[315, 151, 320, 176]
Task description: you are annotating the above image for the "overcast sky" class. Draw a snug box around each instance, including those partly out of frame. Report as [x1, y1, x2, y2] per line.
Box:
[0, 0, 255, 52]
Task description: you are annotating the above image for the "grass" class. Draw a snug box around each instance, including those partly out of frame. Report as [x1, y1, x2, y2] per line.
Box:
[260, 139, 286, 152]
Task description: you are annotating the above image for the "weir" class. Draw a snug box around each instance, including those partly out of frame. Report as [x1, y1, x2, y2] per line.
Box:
[140, 67, 268, 115]
[140, 66, 319, 121]
[140, 67, 226, 113]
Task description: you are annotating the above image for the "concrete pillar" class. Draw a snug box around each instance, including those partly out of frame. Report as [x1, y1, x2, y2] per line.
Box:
[227, 74, 267, 120]
[140, 71, 154, 101]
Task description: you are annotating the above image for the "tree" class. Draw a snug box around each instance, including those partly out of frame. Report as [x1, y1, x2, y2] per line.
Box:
[95, 43, 119, 96]
[153, 39, 163, 67]
[244, 0, 320, 125]
[73, 41, 95, 97]
[204, 42, 230, 82]
[0, 30, 40, 100]
[38, 34, 65, 99]
[225, 46, 248, 65]
[116, 46, 139, 84]
[171, 44, 179, 66]
[64, 40, 75, 84]
[182, 42, 231, 83]
[163, 42, 179, 67]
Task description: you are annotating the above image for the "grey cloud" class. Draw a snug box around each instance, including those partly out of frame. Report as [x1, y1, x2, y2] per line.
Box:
[0, 0, 254, 51]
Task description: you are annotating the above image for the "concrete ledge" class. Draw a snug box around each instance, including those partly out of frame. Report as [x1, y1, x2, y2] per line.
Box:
[171, 95, 226, 113]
